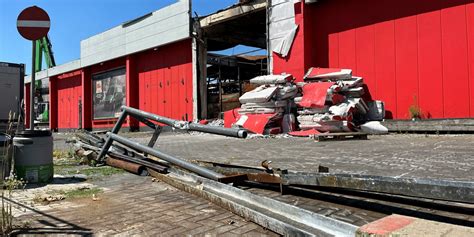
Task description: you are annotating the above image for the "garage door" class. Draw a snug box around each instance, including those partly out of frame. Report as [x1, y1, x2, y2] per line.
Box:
[57, 75, 81, 129]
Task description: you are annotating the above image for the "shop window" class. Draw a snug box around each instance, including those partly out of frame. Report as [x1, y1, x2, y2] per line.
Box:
[92, 68, 126, 119]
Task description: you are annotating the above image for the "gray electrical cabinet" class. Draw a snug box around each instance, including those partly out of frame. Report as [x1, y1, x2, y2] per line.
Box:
[0, 62, 24, 127]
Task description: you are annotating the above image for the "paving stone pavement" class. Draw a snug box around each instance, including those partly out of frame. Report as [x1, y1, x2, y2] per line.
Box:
[13, 173, 279, 236]
[132, 133, 474, 181]
[42, 132, 474, 235]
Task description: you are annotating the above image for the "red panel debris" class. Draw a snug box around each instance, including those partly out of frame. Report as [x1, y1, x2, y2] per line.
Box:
[238, 113, 278, 134]
[299, 82, 334, 109]
[288, 129, 321, 137]
[224, 108, 240, 128]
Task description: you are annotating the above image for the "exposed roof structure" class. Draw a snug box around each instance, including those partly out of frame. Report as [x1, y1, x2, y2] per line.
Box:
[198, 0, 267, 51]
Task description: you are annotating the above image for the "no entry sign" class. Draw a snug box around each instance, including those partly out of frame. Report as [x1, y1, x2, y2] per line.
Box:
[17, 6, 50, 41]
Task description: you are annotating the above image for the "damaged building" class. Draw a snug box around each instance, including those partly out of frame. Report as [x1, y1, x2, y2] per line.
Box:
[25, 0, 474, 131]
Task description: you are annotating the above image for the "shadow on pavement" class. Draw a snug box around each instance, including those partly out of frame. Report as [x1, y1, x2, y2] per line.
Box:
[23, 176, 88, 189]
[4, 196, 93, 236]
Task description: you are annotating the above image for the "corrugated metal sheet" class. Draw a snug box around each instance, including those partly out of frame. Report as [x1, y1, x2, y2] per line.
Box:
[57, 75, 82, 129]
[269, 0, 299, 57]
[80, 0, 191, 68]
[137, 39, 193, 122]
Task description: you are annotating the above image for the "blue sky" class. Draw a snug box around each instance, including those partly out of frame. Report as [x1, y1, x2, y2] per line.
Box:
[0, 0, 259, 73]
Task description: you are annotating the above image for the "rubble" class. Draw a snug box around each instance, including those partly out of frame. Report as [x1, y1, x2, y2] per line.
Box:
[223, 68, 387, 136]
[233, 74, 298, 134]
[295, 67, 386, 134]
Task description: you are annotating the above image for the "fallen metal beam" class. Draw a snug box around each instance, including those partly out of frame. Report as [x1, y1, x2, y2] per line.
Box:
[104, 132, 224, 181]
[97, 106, 247, 162]
[195, 161, 474, 204]
[148, 168, 358, 237]
[283, 173, 474, 204]
[121, 106, 247, 138]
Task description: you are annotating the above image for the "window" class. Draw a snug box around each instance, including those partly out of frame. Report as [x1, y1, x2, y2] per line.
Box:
[92, 68, 126, 119]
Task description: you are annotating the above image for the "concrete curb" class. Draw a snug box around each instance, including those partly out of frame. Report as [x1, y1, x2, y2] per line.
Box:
[357, 214, 474, 237]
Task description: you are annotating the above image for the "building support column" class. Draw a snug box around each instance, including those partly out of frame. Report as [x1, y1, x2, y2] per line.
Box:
[126, 55, 139, 131]
[81, 68, 92, 130]
[49, 76, 58, 131]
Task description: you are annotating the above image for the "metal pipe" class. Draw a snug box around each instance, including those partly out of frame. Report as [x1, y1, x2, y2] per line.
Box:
[122, 106, 177, 127]
[106, 132, 224, 180]
[122, 106, 247, 138]
[29, 40, 36, 130]
[97, 111, 128, 161]
[106, 157, 146, 176]
[188, 123, 247, 138]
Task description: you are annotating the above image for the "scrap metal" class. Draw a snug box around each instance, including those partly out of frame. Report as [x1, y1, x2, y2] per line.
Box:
[147, 167, 358, 237]
[70, 106, 474, 236]
[194, 161, 474, 204]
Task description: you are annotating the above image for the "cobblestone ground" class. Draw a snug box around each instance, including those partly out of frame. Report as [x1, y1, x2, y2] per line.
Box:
[38, 132, 474, 235]
[13, 173, 278, 236]
[136, 133, 474, 181]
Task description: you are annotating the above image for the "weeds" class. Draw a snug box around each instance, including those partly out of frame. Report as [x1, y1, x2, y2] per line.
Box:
[1, 111, 24, 235]
[409, 96, 422, 119]
[33, 187, 102, 204]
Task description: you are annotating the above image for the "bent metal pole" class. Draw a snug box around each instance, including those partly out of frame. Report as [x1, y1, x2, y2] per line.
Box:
[105, 132, 224, 181]
[121, 106, 248, 138]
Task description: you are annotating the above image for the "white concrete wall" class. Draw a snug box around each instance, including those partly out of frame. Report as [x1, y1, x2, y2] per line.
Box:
[80, 0, 190, 67]
[26, 0, 191, 83]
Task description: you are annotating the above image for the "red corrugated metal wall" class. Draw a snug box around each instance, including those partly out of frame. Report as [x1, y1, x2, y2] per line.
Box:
[57, 73, 82, 129]
[276, 0, 474, 119]
[136, 39, 193, 122]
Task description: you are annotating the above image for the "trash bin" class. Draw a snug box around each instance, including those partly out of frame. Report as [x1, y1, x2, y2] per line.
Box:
[0, 134, 12, 180]
[13, 130, 53, 183]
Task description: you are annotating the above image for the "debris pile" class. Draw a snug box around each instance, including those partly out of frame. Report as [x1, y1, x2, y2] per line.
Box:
[233, 74, 298, 134]
[293, 67, 385, 133]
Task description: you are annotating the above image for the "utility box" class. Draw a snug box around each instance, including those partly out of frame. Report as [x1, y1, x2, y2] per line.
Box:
[0, 62, 24, 130]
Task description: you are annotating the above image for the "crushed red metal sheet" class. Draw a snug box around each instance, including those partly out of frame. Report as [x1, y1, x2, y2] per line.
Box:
[224, 108, 241, 128]
[304, 67, 352, 80]
[288, 129, 322, 137]
[238, 113, 278, 134]
[299, 82, 334, 108]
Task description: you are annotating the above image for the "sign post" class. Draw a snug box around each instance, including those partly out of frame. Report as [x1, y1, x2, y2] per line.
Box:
[17, 6, 50, 130]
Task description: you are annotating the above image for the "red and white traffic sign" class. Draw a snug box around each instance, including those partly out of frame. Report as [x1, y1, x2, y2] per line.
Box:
[17, 6, 50, 41]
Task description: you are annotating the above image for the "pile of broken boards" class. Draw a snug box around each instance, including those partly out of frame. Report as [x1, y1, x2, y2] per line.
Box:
[225, 68, 387, 135]
[293, 67, 385, 135]
[228, 74, 298, 135]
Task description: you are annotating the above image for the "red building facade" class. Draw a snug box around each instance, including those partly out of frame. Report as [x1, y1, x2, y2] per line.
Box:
[274, 0, 474, 119]
[48, 39, 193, 130]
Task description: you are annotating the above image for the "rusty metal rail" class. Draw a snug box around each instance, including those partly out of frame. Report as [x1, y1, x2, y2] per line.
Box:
[147, 167, 358, 237]
[196, 161, 474, 204]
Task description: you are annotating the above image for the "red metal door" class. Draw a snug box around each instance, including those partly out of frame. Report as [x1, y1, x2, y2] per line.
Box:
[57, 75, 81, 129]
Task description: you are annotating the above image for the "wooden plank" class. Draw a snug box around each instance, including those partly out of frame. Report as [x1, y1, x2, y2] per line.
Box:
[313, 132, 368, 142]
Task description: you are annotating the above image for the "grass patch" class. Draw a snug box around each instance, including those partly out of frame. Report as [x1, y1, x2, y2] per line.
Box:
[33, 187, 103, 203]
[55, 166, 125, 178]
[62, 187, 102, 199]
[79, 166, 125, 177]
